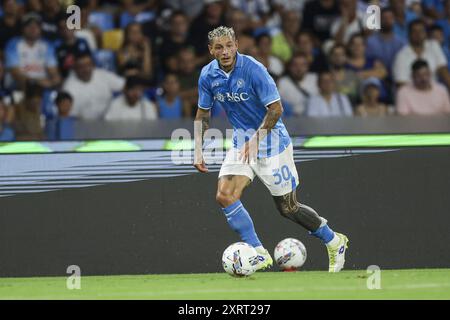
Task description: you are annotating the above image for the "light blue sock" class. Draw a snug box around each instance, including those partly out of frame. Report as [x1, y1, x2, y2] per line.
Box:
[222, 200, 262, 247]
[310, 224, 335, 244]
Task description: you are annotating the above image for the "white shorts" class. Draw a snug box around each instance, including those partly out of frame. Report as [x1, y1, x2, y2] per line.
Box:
[218, 143, 299, 196]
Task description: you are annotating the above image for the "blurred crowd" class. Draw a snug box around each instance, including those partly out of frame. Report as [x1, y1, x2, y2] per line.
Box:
[1, 0, 450, 141]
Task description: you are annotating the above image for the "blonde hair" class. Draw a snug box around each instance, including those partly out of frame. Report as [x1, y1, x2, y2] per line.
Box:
[208, 26, 236, 44]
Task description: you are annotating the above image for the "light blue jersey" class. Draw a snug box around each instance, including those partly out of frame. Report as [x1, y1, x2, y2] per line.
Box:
[198, 52, 291, 158]
[5, 37, 57, 80]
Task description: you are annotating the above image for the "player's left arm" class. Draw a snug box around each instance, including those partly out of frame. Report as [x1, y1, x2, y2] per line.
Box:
[240, 100, 283, 163]
[240, 63, 283, 163]
[254, 100, 283, 143]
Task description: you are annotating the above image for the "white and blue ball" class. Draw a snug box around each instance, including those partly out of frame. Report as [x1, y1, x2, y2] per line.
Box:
[274, 238, 307, 271]
[222, 242, 259, 277]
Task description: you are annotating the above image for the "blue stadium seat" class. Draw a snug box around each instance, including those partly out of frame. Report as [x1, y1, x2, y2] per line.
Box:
[120, 11, 156, 28]
[88, 11, 115, 31]
[93, 49, 117, 72]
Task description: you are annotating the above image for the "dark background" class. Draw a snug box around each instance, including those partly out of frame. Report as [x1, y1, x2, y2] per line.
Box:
[0, 147, 449, 277]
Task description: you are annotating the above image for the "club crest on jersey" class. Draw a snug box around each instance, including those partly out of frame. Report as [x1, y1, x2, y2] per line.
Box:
[236, 78, 245, 88]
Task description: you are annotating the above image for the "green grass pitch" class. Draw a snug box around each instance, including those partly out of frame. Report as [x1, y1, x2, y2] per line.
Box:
[0, 269, 449, 300]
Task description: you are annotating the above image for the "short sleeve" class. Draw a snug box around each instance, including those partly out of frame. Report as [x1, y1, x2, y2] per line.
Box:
[393, 50, 409, 83]
[104, 71, 125, 91]
[5, 39, 19, 68]
[198, 76, 214, 110]
[252, 64, 280, 107]
[431, 40, 447, 68]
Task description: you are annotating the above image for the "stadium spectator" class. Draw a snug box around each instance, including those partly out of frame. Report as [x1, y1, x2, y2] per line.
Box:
[301, 0, 340, 42]
[0, 99, 15, 141]
[391, 0, 419, 41]
[41, 0, 67, 41]
[105, 76, 157, 121]
[189, 0, 226, 59]
[54, 20, 92, 79]
[73, 6, 98, 51]
[156, 73, 187, 119]
[328, 44, 360, 106]
[422, 0, 445, 20]
[26, 0, 42, 13]
[355, 77, 390, 116]
[176, 47, 199, 117]
[435, 0, 450, 47]
[392, 19, 450, 87]
[45, 91, 76, 140]
[396, 59, 450, 115]
[0, 58, 13, 103]
[429, 24, 450, 70]
[295, 31, 328, 73]
[165, 0, 205, 19]
[117, 22, 152, 79]
[254, 33, 284, 78]
[5, 13, 62, 90]
[307, 70, 353, 117]
[270, 10, 301, 63]
[157, 10, 192, 74]
[268, 0, 308, 29]
[229, 0, 270, 30]
[14, 83, 45, 141]
[346, 33, 388, 81]
[121, 0, 157, 16]
[408, 0, 423, 16]
[331, 0, 367, 45]
[278, 54, 319, 116]
[63, 53, 125, 120]
[0, 0, 21, 51]
[366, 7, 407, 77]
[226, 9, 255, 55]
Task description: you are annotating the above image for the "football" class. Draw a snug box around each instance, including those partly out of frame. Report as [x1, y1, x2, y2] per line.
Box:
[274, 238, 307, 271]
[222, 242, 259, 277]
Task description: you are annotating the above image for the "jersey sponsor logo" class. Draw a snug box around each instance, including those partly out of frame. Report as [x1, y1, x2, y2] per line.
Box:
[214, 92, 250, 103]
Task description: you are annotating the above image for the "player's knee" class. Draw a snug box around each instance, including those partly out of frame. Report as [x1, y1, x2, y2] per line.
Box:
[216, 189, 240, 207]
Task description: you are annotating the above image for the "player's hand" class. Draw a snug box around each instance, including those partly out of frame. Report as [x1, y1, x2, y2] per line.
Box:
[239, 138, 258, 164]
[194, 160, 209, 173]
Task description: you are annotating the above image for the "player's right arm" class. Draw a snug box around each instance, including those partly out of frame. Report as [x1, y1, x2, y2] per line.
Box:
[193, 71, 213, 173]
[193, 107, 210, 173]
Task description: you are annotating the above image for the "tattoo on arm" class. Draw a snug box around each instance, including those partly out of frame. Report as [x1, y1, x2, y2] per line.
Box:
[194, 109, 210, 164]
[201, 116, 209, 143]
[256, 101, 283, 141]
[261, 106, 281, 130]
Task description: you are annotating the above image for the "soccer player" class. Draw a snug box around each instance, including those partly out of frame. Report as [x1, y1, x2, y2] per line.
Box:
[193, 26, 349, 272]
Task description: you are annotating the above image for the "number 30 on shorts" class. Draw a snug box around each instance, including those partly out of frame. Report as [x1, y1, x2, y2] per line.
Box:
[272, 165, 292, 185]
